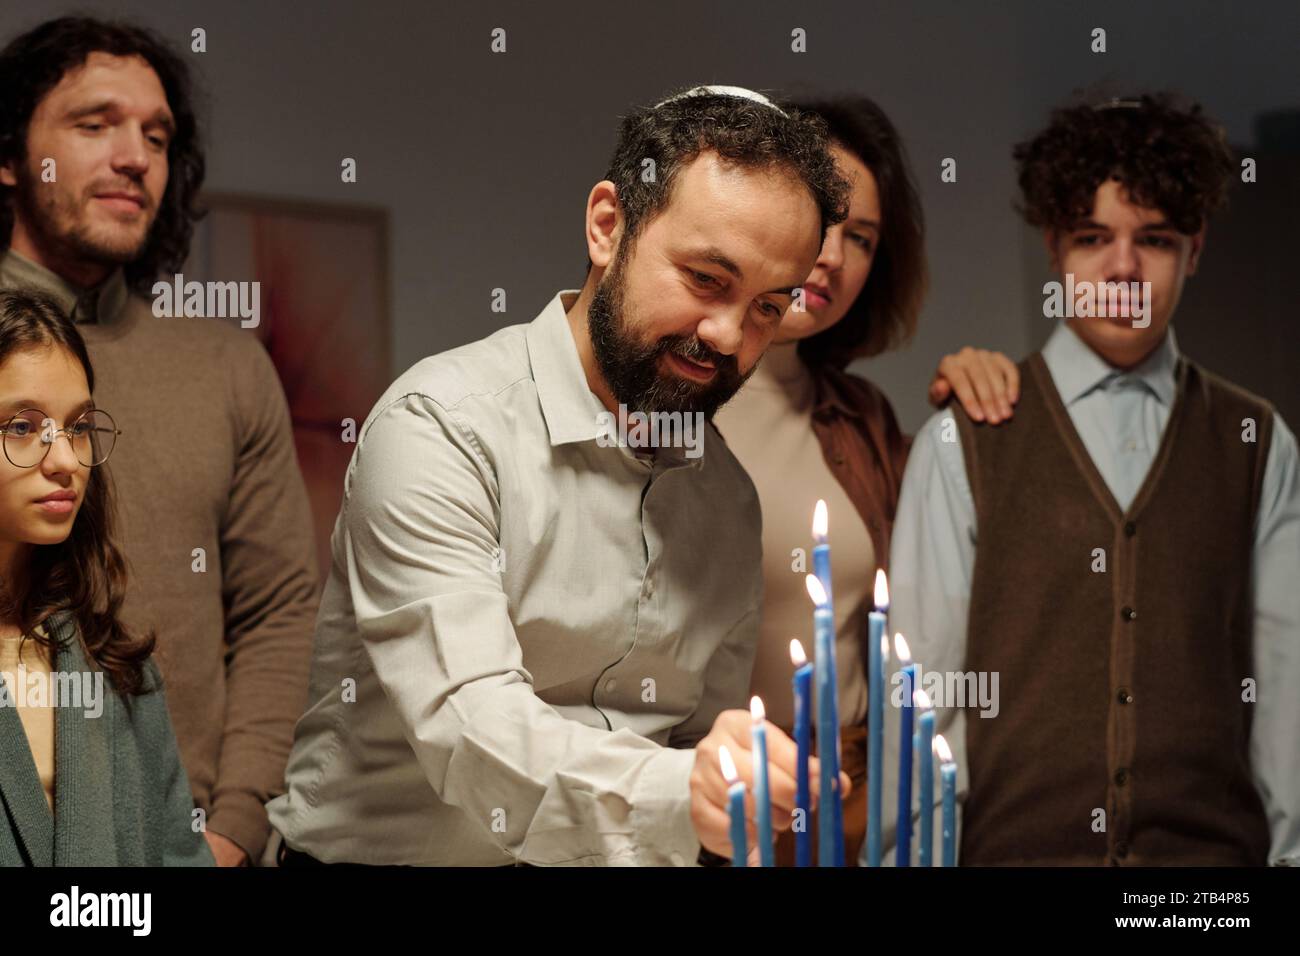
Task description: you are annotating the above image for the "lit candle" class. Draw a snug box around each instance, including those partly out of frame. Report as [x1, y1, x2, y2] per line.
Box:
[811, 501, 843, 865]
[915, 689, 936, 867]
[934, 734, 957, 868]
[866, 569, 888, 866]
[750, 696, 774, 867]
[790, 639, 813, 868]
[805, 574, 843, 867]
[719, 744, 747, 868]
[812, 499, 833, 603]
[894, 633, 915, 867]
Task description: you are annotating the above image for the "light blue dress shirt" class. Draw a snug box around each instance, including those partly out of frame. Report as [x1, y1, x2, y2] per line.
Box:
[870, 322, 1300, 866]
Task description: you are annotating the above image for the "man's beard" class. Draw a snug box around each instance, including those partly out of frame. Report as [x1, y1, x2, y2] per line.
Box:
[13, 159, 151, 269]
[587, 242, 753, 420]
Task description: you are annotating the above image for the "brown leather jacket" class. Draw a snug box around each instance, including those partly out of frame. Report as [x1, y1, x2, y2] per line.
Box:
[808, 363, 913, 573]
[807, 363, 913, 722]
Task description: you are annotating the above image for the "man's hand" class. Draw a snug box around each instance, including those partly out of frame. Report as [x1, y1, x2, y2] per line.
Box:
[690, 709, 851, 865]
[929, 347, 1020, 424]
[204, 830, 250, 867]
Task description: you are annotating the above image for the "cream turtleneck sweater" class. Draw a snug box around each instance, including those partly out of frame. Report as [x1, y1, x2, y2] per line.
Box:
[713, 342, 873, 729]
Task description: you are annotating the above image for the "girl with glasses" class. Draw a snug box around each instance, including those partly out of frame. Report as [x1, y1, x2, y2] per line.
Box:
[0, 288, 211, 866]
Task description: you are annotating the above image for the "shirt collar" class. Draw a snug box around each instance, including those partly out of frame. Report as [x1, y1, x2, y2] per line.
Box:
[525, 290, 709, 470]
[1041, 320, 1180, 407]
[526, 290, 608, 446]
[0, 249, 131, 326]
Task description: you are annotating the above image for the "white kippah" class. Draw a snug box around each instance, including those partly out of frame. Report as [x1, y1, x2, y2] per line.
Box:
[652, 84, 788, 117]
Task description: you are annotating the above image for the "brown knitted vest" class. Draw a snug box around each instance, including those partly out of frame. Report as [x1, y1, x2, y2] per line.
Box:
[954, 350, 1273, 865]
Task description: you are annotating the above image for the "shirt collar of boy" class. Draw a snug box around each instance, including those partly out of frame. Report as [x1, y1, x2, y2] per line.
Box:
[1045, 319, 1180, 408]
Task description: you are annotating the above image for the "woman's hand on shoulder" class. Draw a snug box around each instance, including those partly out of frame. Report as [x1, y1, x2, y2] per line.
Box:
[928, 347, 1019, 424]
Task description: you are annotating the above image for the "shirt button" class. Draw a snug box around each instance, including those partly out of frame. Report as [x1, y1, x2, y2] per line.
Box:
[1117, 688, 1133, 705]
[1123, 521, 1137, 537]
[1124, 439, 1138, 452]
[1121, 606, 1137, 622]
[605, 678, 617, 693]
[1114, 768, 1128, 786]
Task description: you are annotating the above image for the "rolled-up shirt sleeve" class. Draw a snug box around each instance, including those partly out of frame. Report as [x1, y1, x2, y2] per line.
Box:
[341, 393, 698, 866]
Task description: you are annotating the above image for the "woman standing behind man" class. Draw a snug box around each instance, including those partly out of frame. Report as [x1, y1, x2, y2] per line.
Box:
[713, 95, 1018, 865]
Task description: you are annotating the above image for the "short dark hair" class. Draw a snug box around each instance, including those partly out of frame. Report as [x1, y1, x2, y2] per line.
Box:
[0, 16, 207, 295]
[786, 95, 927, 368]
[589, 87, 850, 272]
[0, 287, 155, 695]
[1013, 92, 1235, 235]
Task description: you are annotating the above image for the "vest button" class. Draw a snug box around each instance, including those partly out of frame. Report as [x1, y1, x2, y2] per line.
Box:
[832, 453, 845, 465]
[1121, 606, 1137, 621]
[1124, 521, 1137, 537]
[1114, 841, 1129, 860]
[1117, 689, 1133, 705]
[1114, 768, 1128, 786]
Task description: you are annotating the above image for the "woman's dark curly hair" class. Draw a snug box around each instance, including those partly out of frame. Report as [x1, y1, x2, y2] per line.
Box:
[0, 288, 155, 695]
[785, 95, 928, 369]
[0, 16, 207, 295]
[1013, 92, 1235, 235]
[591, 86, 851, 271]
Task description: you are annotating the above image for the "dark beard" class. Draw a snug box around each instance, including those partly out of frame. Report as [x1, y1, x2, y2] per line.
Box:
[587, 242, 752, 420]
[13, 159, 149, 269]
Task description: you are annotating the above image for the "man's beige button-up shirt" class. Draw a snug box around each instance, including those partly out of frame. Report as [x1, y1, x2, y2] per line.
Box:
[268, 290, 762, 865]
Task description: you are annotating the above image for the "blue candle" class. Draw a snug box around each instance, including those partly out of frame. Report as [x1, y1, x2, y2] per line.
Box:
[719, 745, 748, 867]
[812, 499, 834, 604]
[934, 734, 957, 867]
[810, 501, 844, 865]
[894, 633, 915, 867]
[915, 689, 936, 867]
[750, 696, 774, 867]
[805, 574, 843, 867]
[866, 569, 889, 866]
[790, 639, 813, 868]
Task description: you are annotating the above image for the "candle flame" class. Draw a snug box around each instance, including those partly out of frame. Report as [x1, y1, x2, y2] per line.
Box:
[750, 695, 765, 723]
[894, 632, 911, 662]
[812, 499, 828, 540]
[719, 744, 739, 783]
[873, 568, 889, 609]
[914, 688, 933, 709]
[933, 734, 953, 763]
[789, 639, 807, 667]
[804, 574, 828, 607]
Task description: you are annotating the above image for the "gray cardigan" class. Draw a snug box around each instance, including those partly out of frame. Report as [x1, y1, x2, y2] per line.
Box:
[0, 610, 214, 866]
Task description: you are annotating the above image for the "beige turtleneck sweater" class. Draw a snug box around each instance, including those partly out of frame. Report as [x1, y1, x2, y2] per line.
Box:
[713, 342, 872, 729]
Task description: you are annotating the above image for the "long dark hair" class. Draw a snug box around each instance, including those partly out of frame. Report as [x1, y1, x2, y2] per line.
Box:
[0, 288, 154, 694]
[0, 15, 207, 295]
[785, 95, 929, 370]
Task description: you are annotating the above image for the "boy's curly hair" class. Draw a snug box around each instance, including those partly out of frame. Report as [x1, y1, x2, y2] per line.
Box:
[1013, 93, 1236, 235]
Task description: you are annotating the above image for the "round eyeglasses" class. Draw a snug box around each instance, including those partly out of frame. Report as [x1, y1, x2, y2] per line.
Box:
[1, 407, 121, 468]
